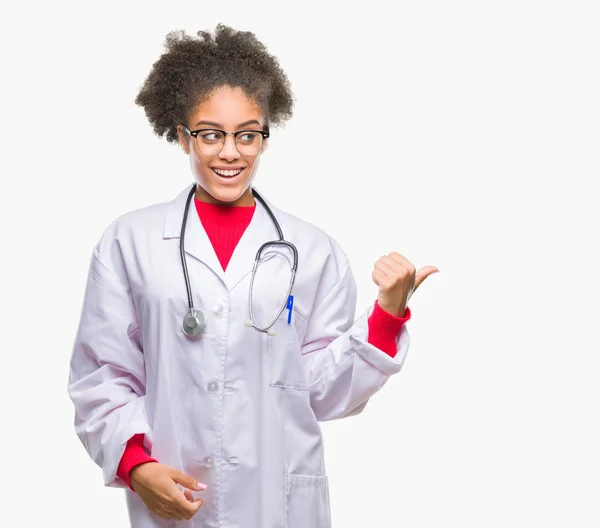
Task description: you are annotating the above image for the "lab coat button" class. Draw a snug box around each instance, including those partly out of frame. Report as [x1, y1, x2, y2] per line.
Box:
[207, 380, 219, 393]
[203, 456, 215, 468]
[227, 456, 240, 466]
[212, 304, 223, 316]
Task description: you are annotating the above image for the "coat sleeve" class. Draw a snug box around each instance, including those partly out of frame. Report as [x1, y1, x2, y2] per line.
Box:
[67, 246, 151, 488]
[300, 242, 410, 422]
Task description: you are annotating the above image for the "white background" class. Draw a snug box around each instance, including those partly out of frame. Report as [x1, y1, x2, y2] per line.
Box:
[1, 1, 599, 526]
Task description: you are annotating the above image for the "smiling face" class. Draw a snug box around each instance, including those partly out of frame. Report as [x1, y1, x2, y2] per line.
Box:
[177, 85, 268, 206]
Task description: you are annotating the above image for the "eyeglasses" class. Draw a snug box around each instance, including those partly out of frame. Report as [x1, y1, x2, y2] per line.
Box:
[180, 124, 269, 156]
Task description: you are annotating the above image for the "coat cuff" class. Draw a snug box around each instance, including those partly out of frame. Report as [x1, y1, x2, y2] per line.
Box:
[348, 307, 410, 376]
[117, 434, 158, 491]
[367, 301, 411, 358]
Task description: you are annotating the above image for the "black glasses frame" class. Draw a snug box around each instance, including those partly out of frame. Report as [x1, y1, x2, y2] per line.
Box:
[180, 124, 270, 143]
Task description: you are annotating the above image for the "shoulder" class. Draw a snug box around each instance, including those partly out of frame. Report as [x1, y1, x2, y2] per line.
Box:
[100, 200, 169, 241]
[93, 193, 176, 269]
[265, 198, 351, 281]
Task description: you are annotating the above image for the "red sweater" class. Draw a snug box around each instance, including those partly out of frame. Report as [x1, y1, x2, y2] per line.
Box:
[117, 199, 412, 489]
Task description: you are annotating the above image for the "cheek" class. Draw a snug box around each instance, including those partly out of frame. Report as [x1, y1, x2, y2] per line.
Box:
[192, 149, 208, 168]
[190, 151, 211, 173]
[188, 152, 213, 187]
[247, 156, 261, 179]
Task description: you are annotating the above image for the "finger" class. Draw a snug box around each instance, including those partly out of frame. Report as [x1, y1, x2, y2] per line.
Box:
[170, 469, 206, 492]
[372, 268, 390, 287]
[175, 494, 203, 519]
[414, 266, 440, 291]
[190, 498, 204, 513]
[374, 261, 412, 292]
[388, 252, 416, 273]
[183, 489, 195, 503]
[375, 257, 408, 278]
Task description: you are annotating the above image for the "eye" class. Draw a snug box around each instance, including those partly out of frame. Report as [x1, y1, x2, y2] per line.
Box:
[198, 130, 223, 143]
[237, 131, 259, 145]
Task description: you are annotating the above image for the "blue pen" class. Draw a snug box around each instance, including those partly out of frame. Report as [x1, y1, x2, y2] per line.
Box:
[287, 295, 294, 324]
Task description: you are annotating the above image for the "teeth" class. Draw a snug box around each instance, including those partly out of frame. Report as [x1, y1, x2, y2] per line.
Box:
[213, 168, 243, 177]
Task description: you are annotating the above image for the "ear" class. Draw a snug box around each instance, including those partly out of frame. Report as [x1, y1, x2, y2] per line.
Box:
[177, 125, 191, 154]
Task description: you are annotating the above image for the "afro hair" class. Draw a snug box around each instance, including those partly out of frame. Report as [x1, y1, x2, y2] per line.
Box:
[135, 24, 295, 143]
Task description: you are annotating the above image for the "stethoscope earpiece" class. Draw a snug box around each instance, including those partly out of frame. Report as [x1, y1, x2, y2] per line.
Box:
[245, 319, 276, 336]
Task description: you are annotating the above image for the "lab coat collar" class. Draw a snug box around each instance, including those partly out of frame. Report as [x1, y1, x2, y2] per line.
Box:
[163, 184, 279, 292]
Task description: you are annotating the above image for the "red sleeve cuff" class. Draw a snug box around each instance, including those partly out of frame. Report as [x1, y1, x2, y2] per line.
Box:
[367, 301, 411, 358]
[117, 434, 158, 491]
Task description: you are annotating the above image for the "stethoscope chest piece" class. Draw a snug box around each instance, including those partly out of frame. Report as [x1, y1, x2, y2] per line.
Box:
[182, 309, 207, 337]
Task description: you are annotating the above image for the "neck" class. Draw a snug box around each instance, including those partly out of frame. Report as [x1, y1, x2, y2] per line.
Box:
[194, 186, 255, 207]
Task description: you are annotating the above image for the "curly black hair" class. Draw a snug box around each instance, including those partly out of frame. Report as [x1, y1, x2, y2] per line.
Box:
[135, 24, 295, 143]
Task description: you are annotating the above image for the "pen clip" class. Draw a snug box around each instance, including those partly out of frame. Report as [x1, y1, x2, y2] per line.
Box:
[287, 295, 294, 324]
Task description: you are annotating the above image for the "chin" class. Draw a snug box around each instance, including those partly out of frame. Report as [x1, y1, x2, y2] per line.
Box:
[197, 179, 253, 205]
[211, 186, 247, 203]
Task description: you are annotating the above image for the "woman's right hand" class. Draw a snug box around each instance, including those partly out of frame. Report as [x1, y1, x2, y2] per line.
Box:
[130, 462, 207, 521]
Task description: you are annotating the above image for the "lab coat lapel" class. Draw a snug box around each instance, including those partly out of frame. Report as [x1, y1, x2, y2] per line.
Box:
[223, 196, 276, 292]
[163, 184, 226, 285]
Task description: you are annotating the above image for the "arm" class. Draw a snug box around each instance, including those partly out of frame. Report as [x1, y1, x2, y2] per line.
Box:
[67, 247, 152, 488]
[301, 248, 411, 422]
[69, 243, 206, 520]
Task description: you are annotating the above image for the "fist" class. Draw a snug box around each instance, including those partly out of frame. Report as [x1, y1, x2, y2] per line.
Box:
[372, 252, 439, 316]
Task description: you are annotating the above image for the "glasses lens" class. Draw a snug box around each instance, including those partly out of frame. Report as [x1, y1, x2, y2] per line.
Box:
[196, 130, 225, 155]
[236, 131, 263, 156]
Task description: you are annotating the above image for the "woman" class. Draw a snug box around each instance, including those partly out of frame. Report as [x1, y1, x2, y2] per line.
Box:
[68, 24, 438, 528]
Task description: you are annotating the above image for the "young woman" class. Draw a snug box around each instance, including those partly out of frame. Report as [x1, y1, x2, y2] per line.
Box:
[68, 24, 438, 528]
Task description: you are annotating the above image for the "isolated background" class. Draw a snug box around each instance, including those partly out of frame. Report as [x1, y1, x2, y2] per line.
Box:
[1, 1, 599, 526]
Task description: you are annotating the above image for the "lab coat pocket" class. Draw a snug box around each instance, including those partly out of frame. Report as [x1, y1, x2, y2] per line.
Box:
[268, 308, 308, 391]
[285, 473, 331, 528]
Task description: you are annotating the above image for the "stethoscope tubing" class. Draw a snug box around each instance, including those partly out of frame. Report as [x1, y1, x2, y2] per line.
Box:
[179, 184, 297, 336]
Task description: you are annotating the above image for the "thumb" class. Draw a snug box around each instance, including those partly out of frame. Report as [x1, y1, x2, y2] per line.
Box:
[190, 497, 204, 512]
[414, 266, 440, 292]
[170, 469, 207, 492]
[181, 489, 204, 511]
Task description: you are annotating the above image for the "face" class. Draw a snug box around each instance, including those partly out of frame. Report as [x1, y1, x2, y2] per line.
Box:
[177, 85, 267, 206]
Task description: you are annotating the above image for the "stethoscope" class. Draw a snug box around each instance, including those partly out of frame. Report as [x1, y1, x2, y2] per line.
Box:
[180, 185, 298, 338]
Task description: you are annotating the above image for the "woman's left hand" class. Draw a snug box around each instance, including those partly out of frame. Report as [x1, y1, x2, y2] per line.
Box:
[372, 252, 439, 317]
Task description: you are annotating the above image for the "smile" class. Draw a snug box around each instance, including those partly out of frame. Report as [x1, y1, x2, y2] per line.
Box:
[212, 168, 244, 178]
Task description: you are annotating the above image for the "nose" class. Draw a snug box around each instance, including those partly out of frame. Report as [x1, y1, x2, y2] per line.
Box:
[219, 134, 241, 161]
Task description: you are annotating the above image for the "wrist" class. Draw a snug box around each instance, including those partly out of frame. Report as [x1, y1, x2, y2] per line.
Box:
[130, 461, 157, 486]
[377, 301, 406, 317]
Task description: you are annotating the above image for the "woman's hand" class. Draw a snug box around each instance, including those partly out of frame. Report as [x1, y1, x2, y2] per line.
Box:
[130, 462, 207, 521]
[372, 252, 439, 316]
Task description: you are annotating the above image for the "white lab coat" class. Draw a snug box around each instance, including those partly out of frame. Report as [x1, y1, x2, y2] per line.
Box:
[68, 184, 410, 528]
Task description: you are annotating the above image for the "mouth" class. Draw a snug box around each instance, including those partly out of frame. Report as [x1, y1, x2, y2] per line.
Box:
[211, 167, 245, 180]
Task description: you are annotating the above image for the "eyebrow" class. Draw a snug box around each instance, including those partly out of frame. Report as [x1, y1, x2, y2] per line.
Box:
[194, 119, 262, 129]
